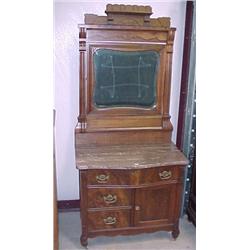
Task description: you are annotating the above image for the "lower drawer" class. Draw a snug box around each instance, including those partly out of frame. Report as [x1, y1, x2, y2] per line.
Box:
[88, 209, 130, 231]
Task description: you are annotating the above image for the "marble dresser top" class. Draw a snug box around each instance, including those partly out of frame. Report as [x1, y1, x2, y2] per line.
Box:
[76, 142, 189, 170]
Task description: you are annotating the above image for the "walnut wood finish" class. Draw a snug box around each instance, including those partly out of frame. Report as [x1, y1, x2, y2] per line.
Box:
[76, 7, 175, 135]
[79, 171, 88, 247]
[88, 209, 131, 231]
[84, 165, 185, 187]
[75, 130, 172, 146]
[79, 164, 186, 247]
[134, 185, 176, 227]
[87, 188, 131, 208]
[138, 165, 185, 185]
[85, 4, 170, 28]
[75, 4, 188, 247]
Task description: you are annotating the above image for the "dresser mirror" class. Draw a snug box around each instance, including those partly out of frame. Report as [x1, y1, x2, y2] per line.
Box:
[93, 49, 159, 108]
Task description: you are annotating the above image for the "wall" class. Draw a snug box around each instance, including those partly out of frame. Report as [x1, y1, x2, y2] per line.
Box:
[54, 0, 186, 200]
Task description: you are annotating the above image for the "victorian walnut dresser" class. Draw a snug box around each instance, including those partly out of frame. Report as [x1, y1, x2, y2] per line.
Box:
[74, 4, 188, 247]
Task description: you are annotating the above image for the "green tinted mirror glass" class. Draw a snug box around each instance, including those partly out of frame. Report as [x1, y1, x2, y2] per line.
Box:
[93, 49, 159, 108]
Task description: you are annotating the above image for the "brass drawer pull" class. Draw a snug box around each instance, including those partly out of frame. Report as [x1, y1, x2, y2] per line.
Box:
[103, 216, 117, 225]
[96, 174, 109, 183]
[103, 194, 117, 204]
[135, 205, 140, 211]
[159, 170, 172, 180]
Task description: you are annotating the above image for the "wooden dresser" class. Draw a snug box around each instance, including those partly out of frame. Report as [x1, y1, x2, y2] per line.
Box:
[76, 143, 188, 246]
[75, 4, 188, 247]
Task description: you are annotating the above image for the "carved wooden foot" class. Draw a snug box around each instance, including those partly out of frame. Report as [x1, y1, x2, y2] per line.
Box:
[172, 227, 180, 240]
[80, 234, 88, 248]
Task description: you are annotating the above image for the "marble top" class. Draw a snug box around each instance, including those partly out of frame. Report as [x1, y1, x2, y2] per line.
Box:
[75, 142, 189, 170]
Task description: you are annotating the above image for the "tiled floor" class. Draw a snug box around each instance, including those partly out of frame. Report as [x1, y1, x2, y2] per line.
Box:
[59, 211, 195, 250]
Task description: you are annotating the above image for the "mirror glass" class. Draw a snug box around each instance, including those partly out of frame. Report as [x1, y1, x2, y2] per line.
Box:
[93, 49, 159, 108]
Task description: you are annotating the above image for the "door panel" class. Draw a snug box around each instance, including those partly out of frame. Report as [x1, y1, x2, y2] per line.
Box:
[134, 185, 176, 227]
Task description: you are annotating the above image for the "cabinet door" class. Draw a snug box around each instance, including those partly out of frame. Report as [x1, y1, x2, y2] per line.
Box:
[134, 185, 178, 227]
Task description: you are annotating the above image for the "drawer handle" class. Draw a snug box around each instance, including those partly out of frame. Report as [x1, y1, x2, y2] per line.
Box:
[103, 216, 117, 225]
[159, 170, 172, 180]
[103, 194, 117, 204]
[96, 174, 109, 183]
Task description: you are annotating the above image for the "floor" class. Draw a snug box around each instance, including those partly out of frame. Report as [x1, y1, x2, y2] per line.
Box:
[59, 211, 196, 250]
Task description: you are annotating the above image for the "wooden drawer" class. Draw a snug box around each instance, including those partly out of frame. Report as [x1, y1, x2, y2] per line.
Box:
[88, 188, 131, 208]
[138, 166, 184, 185]
[87, 169, 132, 186]
[88, 209, 130, 231]
[86, 166, 184, 186]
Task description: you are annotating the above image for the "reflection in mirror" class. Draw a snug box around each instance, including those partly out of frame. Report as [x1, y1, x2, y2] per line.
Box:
[93, 49, 159, 108]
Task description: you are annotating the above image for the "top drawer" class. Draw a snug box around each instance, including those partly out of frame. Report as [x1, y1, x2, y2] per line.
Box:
[138, 165, 185, 185]
[87, 169, 133, 186]
[86, 166, 184, 186]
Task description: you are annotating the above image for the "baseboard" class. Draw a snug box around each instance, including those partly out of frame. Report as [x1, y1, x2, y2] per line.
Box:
[58, 199, 80, 212]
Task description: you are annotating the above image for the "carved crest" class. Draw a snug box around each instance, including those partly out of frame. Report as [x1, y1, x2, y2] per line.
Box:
[84, 4, 170, 28]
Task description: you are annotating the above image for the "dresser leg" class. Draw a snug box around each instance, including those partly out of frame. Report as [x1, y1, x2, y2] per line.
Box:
[172, 224, 180, 239]
[80, 234, 88, 248]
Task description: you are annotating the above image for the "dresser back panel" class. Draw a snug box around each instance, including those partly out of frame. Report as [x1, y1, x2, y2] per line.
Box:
[75, 130, 172, 146]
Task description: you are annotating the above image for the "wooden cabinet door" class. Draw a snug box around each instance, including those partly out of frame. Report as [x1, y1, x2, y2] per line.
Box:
[134, 185, 178, 227]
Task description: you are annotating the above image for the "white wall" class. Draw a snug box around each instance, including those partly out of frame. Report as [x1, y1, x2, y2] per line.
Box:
[54, 0, 186, 200]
